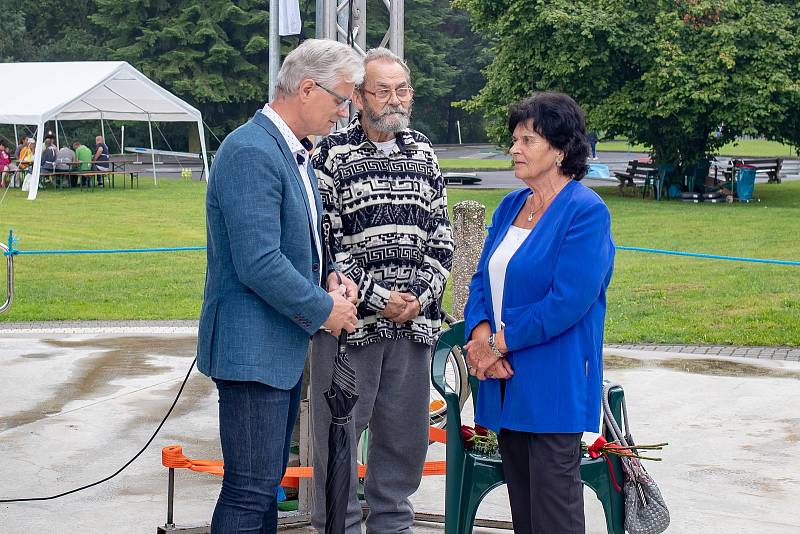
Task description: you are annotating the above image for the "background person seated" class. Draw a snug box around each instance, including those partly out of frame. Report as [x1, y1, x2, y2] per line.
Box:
[93, 135, 110, 186]
[55, 143, 77, 188]
[0, 140, 12, 188]
[56, 144, 77, 171]
[13, 135, 28, 159]
[19, 139, 37, 191]
[41, 136, 59, 174]
[74, 141, 93, 187]
[18, 139, 35, 170]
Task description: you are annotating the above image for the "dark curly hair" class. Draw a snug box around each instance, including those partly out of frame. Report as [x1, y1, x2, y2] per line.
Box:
[508, 92, 590, 181]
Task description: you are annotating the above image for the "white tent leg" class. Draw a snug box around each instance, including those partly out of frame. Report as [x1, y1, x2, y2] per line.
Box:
[121, 125, 125, 155]
[100, 117, 105, 141]
[197, 120, 210, 183]
[13, 125, 18, 146]
[148, 119, 157, 186]
[55, 120, 59, 147]
[27, 122, 45, 200]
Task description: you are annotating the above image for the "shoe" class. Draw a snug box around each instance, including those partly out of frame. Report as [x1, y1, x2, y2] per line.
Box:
[593, 156, 598, 160]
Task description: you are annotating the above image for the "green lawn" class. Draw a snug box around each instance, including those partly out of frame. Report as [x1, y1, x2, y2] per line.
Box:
[2, 179, 799, 346]
[439, 158, 512, 171]
[0, 182, 206, 320]
[597, 138, 798, 158]
[448, 184, 800, 346]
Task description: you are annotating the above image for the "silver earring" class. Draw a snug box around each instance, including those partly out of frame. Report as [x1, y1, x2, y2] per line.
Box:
[556, 159, 562, 167]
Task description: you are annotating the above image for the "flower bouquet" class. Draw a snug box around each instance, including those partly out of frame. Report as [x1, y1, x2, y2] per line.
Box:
[461, 424, 499, 456]
[585, 435, 667, 462]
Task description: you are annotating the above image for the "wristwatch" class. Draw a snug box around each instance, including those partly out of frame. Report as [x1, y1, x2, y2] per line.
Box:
[487, 333, 505, 358]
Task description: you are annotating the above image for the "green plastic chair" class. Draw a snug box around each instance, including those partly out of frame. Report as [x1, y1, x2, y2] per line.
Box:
[648, 162, 675, 200]
[431, 321, 626, 534]
[685, 160, 711, 194]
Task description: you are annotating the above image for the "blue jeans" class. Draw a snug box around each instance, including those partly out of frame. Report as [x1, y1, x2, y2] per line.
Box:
[211, 377, 302, 534]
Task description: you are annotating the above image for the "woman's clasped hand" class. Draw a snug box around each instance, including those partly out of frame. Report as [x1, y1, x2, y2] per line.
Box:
[464, 334, 514, 380]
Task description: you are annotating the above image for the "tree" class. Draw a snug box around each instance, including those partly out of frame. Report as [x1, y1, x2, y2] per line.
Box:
[455, 0, 800, 168]
[365, 0, 490, 143]
[0, 0, 105, 63]
[5, 0, 491, 145]
[92, 0, 273, 134]
[440, 7, 493, 143]
[0, 0, 33, 62]
[24, 0, 107, 61]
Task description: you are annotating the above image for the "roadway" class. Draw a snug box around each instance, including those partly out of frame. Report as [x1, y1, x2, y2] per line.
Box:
[435, 144, 800, 189]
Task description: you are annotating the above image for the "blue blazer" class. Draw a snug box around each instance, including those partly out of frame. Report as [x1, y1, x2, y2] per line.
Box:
[197, 112, 333, 390]
[464, 181, 615, 433]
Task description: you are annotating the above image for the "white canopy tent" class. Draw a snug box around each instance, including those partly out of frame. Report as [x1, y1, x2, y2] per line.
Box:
[0, 61, 210, 200]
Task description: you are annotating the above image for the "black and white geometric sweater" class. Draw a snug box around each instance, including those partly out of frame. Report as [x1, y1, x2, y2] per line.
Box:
[312, 115, 454, 347]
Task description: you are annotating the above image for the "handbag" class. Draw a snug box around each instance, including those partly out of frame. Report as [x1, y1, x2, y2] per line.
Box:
[602, 382, 670, 534]
[621, 455, 670, 534]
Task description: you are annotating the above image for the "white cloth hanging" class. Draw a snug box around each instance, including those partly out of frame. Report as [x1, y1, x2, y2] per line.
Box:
[278, 0, 302, 36]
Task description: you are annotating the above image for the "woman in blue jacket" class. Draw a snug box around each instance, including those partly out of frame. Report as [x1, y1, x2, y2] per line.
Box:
[464, 92, 615, 534]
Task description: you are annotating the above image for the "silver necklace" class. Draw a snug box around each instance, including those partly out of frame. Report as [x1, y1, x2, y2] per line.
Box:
[526, 195, 549, 221]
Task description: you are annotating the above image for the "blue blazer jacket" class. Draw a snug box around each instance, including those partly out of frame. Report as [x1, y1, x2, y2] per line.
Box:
[464, 181, 615, 433]
[197, 112, 332, 389]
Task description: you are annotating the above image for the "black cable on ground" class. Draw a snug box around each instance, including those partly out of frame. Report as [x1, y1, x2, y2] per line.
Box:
[0, 358, 196, 503]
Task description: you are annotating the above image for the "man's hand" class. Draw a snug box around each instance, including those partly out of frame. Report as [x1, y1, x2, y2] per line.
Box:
[327, 271, 358, 304]
[387, 293, 421, 324]
[382, 291, 408, 319]
[323, 286, 358, 336]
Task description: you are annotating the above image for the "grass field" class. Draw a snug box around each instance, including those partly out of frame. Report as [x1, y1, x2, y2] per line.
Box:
[2, 179, 799, 346]
[439, 159, 512, 171]
[597, 138, 799, 158]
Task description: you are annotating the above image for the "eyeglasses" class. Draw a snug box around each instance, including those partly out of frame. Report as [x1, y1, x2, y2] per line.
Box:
[362, 86, 414, 102]
[313, 81, 352, 110]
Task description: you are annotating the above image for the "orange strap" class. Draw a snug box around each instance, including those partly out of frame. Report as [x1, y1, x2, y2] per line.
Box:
[163, 425, 448, 489]
[162, 445, 224, 476]
[428, 425, 447, 444]
[278, 461, 447, 489]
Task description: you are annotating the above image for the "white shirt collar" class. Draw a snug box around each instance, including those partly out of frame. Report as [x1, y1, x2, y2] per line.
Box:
[261, 103, 309, 161]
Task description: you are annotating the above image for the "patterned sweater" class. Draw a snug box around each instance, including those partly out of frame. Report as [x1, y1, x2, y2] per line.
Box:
[312, 116, 453, 346]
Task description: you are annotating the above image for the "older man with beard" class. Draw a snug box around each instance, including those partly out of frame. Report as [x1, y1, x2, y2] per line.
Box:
[309, 47, 453, 534]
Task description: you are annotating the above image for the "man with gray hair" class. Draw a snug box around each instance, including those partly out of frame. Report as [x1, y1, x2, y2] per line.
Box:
[310, 47, 453, 534]
[197, 38, 362, 534]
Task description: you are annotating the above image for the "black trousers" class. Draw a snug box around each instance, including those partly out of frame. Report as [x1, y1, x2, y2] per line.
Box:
[498, 430, 585, 534]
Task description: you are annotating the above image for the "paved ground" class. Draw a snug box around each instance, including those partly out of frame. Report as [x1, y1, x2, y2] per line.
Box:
[2, 320, 798, 361]
[1, 326, 799, 533]
[3, 144, 798, 532]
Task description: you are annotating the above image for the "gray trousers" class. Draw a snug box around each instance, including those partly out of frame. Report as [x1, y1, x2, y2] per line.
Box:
[309, 332, 432, 534]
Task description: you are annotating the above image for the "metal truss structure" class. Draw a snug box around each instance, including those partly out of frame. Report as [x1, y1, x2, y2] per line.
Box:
[268, 0, 404, 100]
[316, 0, 404, 59]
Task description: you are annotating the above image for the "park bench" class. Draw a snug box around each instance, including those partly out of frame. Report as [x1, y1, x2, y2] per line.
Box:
[722, 158, 783, 184]
[443, 172, 482, 185]
[613, 159, 660, 198]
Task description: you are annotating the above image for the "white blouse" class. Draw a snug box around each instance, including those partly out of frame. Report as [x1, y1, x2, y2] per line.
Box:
[488, 225, 531, 329]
